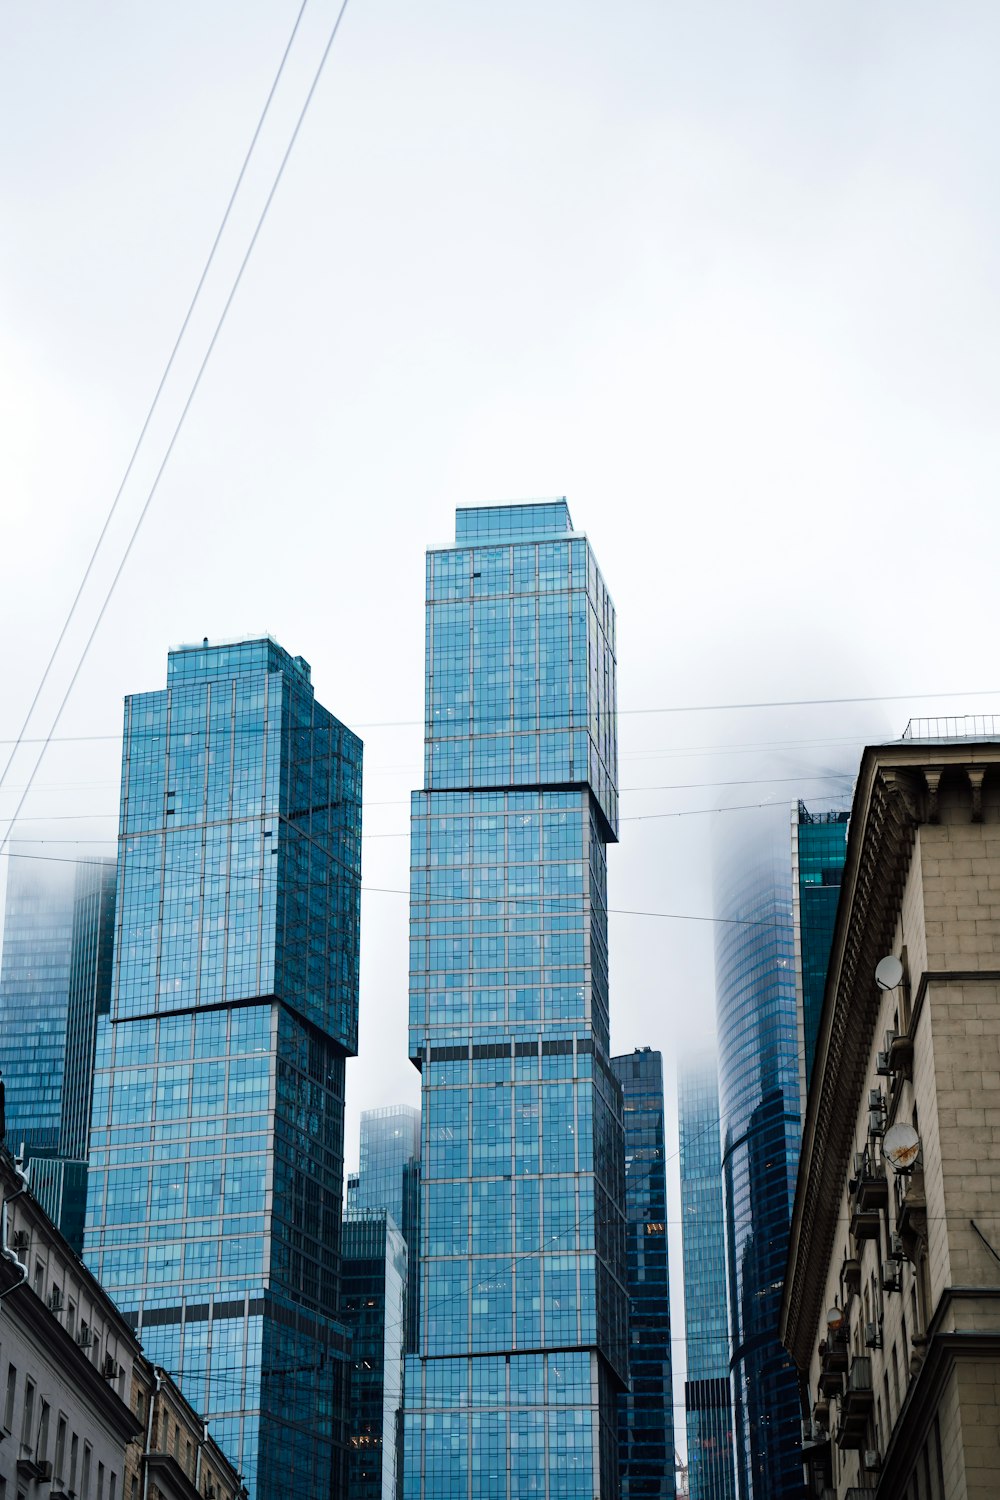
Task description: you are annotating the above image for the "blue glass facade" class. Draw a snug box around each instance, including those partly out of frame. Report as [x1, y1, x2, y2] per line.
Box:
[678, 1051, 736, 1500]
[342, 1210, 407, 1500]
[612, 1048, 676, 1500]
[403, 502, 627, 1500]
[355, 1105, 421, 1354]
[0, 853, 77, 1155]
[790, 804, 848, 1095]
[61, 856, 117, 1160]
[714, 812, 801, 1500]
[83, 637, 362, 1500]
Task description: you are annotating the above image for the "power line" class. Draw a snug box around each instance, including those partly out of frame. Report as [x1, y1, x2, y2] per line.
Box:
[0, 0, 312, 798]
[0, 0, 353, 862]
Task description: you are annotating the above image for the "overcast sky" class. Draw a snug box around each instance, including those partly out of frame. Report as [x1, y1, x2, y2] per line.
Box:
[3, 0, 1000, 1444]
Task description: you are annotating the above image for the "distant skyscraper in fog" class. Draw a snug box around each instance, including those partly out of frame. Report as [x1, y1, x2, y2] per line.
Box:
[0, 852, 77, 1154]
[714, 810, 801, 1500]
[678, 1050, 736, 1500]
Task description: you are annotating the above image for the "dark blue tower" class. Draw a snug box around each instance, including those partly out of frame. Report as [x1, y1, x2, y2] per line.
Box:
[612, 1048, 676, 1500]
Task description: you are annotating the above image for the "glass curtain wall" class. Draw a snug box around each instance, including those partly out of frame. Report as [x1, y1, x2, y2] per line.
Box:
[678, 1051, 736, 1500]
[403, 502, 628, 1500]
[84, 638, 362, 1500]
[714, 809, 801, 1500]
[612, 1048, 676, 1500]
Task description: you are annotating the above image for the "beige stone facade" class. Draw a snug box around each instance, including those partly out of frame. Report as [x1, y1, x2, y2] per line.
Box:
[0, 1149, 243, 1500]
[780, 736, 1000, 1500]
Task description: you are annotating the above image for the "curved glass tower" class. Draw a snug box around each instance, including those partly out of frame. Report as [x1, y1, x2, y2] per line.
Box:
[403, 501, 628, 1500]
[714, 810, 800, 1500]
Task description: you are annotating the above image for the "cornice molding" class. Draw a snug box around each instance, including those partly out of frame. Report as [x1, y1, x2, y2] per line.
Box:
[781, 743, 1000, 1367]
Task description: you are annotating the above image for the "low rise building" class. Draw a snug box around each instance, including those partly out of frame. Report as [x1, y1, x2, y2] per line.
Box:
[0, 1144, 143, 1500]
[780, 726, 1000, 1498]
[0, 1147, 244, 1500]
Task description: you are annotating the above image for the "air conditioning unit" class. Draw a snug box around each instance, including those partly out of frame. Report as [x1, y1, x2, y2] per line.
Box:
[864, 1320, 882, 1349]
[76, 1328, 93, 1348]
[881, 1261, 902, 1293]
[47, 1290, 63, 1313]
[868, 1088, 885, 1111]
[889, 1231, 904, 1261]
[11, 1230, 29, 1251]
[853, 1151, 866, 1177]
[864, 1449, 881, 1469]
[36, 1461, 53, 1482]
[876, 1051, 893, 1077]
[102, 1355, 118, 1381]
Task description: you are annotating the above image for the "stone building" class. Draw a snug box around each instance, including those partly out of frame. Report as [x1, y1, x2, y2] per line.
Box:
[126, 1360, 246, 1500]
[0, 1144, 144, 1500]
[0, 1146, 243, 1500]
[780, 725, 1000, 1498]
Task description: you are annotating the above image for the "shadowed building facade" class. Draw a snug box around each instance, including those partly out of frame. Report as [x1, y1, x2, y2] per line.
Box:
[678, 1050, 736, 1500]
[83, 637, 362, 1500]
[402, 501, 628, 1499]
[612, 1048, 676, 1500]
[342, 1210, 407, 1500]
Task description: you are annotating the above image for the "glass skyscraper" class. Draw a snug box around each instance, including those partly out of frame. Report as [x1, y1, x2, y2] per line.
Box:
[342, 1210, 407, 1500]
[355, 1104, 421, 1353]
[0, 853, 115, 1251]
[678, 1050, 736, 1500]
[403, 501, 628, 1500]
[0, 851, 78, 1155]
[790, 803, 848, 1096]
[84, 637, 362, 1500]
[612, 1048, 676, 1500]
[714, 809, 801, 1500]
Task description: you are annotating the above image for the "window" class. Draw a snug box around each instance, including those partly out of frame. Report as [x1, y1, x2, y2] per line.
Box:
[66, 1301, 76, 1339]
[21, 1380, 34, 1449]
[70, 1432, 79, 1491]
[97, 1463, 105, 1500]
[83, 1445, 92, 1500]
[109, 1471, 117, 1500]
[33, 1261, 43, 1295]
[4, 1363, 16, 1431]
[55, 1416, 67, 1481]
[38, 1402, 50, 1461]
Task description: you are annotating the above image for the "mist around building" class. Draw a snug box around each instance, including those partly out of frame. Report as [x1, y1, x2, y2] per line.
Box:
[1, 504, 998, 1500]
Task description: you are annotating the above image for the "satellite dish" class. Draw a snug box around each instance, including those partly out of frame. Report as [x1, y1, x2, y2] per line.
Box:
[883, 1123, 921, 1172]
[875, 954, 904, 992]
[826, 1306, 844, 1332]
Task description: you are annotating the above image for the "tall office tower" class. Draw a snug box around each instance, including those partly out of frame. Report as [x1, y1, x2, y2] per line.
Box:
[789, 803, 848, 1097]
[342, 1210, 407, 1500]
[355, 1104, 421, 1352]
[714, 810, 801, 1500]
[38, 855, 118, 1253]
[84, 638, 362, 1500]
[61, 855, 117, 1159]
[611, 1048, 676, 1500]
[0, 852, 77, 1154]
[678, 1051, 736, 1500]
[403, 501, 627, 1500]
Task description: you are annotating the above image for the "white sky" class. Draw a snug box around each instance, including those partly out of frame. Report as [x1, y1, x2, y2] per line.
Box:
[3, 0, 1000, 1453]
